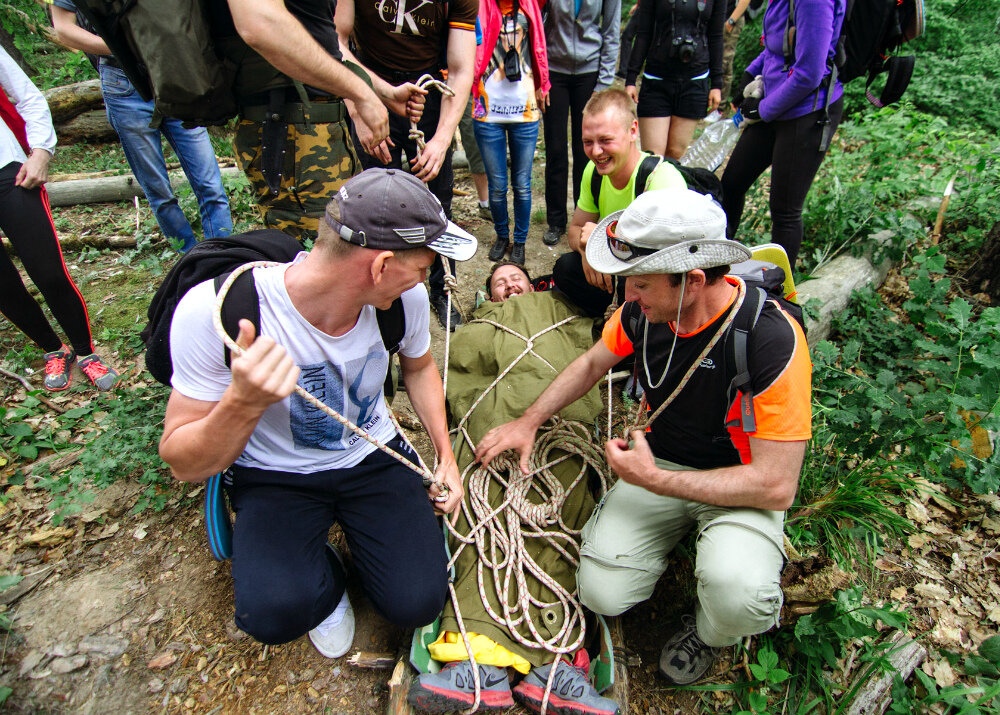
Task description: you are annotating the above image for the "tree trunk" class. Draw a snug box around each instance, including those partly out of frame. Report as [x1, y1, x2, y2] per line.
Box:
[45, 166, 241, 207]
[53, 109, 118, 144]
[43, 80, 105, 124]
[0, 25, 34, 76]
[609, 617, 631, 715]
[963, 221, 1000, 304]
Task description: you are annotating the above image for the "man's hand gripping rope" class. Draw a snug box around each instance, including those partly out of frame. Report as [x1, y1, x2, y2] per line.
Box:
[213, 262, 451, 505]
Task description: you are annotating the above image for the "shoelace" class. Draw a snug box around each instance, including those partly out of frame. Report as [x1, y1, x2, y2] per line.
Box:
[80, 360, 108, 380]
[45, 356, 67, 375]
[674, 626, 709, 661]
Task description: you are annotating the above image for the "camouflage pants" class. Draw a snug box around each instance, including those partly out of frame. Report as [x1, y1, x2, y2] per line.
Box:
[234, 116, 358, 243]
[721, 16, 746, 104]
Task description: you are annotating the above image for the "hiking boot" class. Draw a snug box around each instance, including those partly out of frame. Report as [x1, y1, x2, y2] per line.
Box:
[488, 237, 509, 262]
[543, 227, 563, 246]
[658, 614, 718, 685]
[513, 652, 619, 715]
[408, 660, 514, 712]
[43, 345, 76, 392]
[431, 294, 462, 332]
[510, 242, 526, 266]
[478, 203, 493, 222]
[77, 353, 119, 391]
[308, 544, 355, 658]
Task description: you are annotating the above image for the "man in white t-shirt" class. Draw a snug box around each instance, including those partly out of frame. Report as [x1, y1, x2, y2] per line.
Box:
[158, 168, 477, 659]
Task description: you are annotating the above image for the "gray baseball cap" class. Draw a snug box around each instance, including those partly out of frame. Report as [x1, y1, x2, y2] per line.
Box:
[325, 168, 477, 262]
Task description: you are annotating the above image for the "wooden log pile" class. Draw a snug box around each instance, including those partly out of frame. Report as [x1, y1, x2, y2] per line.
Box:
[42, 80, 117, 144]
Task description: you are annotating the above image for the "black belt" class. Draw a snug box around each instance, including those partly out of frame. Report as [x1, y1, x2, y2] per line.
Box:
[240, 100, 346, 124]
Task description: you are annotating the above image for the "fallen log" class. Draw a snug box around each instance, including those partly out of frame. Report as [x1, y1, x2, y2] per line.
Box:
[386, 659, 416, 715]
[49, 169, 121, 183]
[844, 631, 927, 715]
[45, 166, 242, 207]
[609, 616, 631, 715]
[54, 109, 117, 144]
[2, 235, 139, 253]
[43, 79, 105, 124]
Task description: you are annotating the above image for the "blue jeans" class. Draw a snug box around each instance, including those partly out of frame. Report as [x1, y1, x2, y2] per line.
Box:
[473, 119, 539, 244]
[99, 63, 232, 252]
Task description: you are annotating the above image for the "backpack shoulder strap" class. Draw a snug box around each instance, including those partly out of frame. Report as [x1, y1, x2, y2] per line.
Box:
[634, 154, 662, 198]
[590, 164, 603, 208]
[215, 270, 261, 369]
[728, 285, 767, 433]
[783, 0, 797, 71]
[376, 297, 406, 355]
[376, 297, 407, 401]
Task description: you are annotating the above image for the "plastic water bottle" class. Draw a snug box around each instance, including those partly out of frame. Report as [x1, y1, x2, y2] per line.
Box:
[680, 110, 746, 172]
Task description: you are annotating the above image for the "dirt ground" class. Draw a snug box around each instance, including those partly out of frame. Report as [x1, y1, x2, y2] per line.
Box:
[0, 157, 996, 714]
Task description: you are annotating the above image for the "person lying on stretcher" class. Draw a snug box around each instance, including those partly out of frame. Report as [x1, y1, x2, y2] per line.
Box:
[407, 262, 620, 715]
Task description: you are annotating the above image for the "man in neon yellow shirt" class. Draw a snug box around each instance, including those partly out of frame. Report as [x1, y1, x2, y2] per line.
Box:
[553, 89, 686, 318]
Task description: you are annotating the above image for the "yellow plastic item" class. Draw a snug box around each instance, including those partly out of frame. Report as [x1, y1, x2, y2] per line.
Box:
[749, 243, 798, 304]
[427, 631, 533, 674]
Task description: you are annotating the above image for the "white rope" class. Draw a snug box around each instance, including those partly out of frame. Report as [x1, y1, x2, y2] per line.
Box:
[409, 74, 455, 155]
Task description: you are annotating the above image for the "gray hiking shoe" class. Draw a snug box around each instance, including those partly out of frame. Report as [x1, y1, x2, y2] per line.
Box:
[408, 660, 513, 712]
[77, 353, 118, 391]
[513, 653, 619, 715]
[658, 614, 718, 685]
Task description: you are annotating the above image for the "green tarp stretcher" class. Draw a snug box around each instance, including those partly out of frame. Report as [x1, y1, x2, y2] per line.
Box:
[411, 292, 615, 690]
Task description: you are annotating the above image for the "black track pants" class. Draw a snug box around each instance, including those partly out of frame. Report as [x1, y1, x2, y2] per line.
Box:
[720, 98, 844, 268]
[0, 162, 93, 355]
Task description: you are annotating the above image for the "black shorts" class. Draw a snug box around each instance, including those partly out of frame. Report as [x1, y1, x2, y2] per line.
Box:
[636, 75, 710, 119]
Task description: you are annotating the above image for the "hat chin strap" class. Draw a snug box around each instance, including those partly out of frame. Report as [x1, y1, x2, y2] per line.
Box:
[643, 273, 686, 391]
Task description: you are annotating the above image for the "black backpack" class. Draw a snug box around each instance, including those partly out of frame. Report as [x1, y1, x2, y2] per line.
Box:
[141, 229, 406, 392]
[625, 261, 803, 433]
[783, 0, 926, 149]
[591, 154, 724, 208]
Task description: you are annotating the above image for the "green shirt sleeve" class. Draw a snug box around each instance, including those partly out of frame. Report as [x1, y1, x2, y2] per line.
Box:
[577, 161, 599, 214]
[646, 162, 688, 192]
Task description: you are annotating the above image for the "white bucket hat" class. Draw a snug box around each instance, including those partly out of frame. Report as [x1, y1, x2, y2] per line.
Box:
[585, 188, 751, 276]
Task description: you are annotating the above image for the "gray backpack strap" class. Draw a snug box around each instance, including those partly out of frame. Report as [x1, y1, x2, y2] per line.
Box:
[730, 286, 767, 433]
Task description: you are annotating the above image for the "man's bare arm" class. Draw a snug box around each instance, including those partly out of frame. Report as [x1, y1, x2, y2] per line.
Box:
[606, 432, 806, 510]
[410, 27, 475, 182]
[399, 350, 462, 516]
[475, 341, 622, 472]
[226, 0, 389, 152]
[159, 320, 299, 482]
[50, 6, 111, 55]
[567, 207, 599, 253]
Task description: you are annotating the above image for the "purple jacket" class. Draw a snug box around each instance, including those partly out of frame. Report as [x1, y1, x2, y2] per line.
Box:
[747, 0, 846, 122]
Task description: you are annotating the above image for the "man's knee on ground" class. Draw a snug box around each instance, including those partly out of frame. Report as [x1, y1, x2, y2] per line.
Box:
[374, 575, 449, 629]
[695, 559, 782, 646]
[235, 585, 322, 645]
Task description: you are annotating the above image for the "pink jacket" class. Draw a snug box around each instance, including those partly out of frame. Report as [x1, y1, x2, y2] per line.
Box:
[474, 0, 550, 99]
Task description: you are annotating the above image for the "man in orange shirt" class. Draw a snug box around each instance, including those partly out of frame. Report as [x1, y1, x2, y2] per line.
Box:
[476, 187, 812, 686]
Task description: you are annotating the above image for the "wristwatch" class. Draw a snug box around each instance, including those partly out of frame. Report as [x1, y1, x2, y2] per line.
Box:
[727, 17, 736, 26]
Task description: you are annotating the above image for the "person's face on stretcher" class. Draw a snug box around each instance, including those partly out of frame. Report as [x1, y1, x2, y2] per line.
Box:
[489, 264, 535, 302]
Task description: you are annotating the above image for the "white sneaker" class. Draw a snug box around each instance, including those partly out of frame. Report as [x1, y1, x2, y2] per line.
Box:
[704, 110, 722, 124]
[308, 545, 355, 658]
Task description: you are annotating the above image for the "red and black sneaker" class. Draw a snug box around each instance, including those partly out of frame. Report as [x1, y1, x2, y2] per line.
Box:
[78, 354, 119, 391]
[43, 345, 76, 391]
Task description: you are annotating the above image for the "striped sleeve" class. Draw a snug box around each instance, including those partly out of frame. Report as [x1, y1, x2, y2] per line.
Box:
[449, 0, 479, 31]
[601, 306, 635, 357]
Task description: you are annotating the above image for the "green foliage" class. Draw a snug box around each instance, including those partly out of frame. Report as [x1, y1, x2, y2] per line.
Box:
[714, 587, 909, 714]
[890, 636, 1000, 714]
[813, 249, 1000, 494]
[33, 382, 172, 523]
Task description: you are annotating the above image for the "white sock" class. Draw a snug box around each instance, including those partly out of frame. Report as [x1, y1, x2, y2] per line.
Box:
[315, 590, 349, 632]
